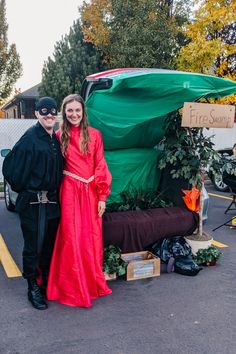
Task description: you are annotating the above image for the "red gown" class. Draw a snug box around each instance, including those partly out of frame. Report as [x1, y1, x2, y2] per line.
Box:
[47, 126, 112, 307]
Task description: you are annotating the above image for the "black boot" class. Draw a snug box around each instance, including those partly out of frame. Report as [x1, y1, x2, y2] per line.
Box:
[27, 279, 48, 310]
[41, 270, 48, 297]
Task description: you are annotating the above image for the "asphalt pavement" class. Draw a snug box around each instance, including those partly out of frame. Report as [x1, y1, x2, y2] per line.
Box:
[0, 183, 236, 354]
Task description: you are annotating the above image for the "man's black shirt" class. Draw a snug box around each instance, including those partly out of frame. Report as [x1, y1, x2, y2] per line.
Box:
[3, 122, 63, 193]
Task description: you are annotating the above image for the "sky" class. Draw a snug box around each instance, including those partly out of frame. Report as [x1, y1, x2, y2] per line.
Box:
[6, 0, 84, 92]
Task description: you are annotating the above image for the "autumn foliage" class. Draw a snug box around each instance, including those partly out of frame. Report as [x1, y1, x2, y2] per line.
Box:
[177, 0, 236, 105]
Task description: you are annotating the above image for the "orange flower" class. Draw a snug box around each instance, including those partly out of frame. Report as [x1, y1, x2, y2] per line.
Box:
[182, 186, 200, 212]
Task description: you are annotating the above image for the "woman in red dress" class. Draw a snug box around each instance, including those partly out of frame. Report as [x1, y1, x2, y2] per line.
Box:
[47, 94, 112, 307]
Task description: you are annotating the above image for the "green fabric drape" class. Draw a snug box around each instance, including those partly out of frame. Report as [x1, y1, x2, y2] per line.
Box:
[105, 148, 161, 203]
[86, 69, 236, 202]
[86, 69, 236, 150]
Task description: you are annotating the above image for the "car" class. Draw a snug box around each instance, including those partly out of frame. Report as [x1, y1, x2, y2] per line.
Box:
[208, 148, 233, 192]
[81, 69, 233, 195]
[0, 149, 18, 211]
[3, 178, 17, 211]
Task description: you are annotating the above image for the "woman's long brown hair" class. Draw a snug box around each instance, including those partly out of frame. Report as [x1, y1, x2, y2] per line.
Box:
[60, 94, 90, 156]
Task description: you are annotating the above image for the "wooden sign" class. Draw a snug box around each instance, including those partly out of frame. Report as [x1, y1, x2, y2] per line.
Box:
[182, 102, 235, 128]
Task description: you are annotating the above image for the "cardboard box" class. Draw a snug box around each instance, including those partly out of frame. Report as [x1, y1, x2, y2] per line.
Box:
[121, 251, 160, 281]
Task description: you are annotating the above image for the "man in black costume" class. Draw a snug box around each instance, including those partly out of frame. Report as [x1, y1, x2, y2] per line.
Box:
[2, 97, 63, 310]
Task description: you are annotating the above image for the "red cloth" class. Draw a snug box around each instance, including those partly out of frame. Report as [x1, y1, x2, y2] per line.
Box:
[47, 126, 112, 307]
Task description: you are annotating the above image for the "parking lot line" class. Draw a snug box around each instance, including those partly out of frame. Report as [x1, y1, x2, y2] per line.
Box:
[0, 234, 22, 277]
[208, 192, 233, 201]
[212, 240, 229, 248]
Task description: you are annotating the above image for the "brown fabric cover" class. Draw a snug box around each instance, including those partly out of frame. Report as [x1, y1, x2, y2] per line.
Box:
[103, 206, 198, 252]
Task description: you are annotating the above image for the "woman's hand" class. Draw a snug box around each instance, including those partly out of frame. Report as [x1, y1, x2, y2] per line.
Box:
[98, 201, 106, 217]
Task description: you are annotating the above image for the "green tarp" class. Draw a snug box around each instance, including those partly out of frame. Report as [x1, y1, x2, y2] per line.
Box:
[86, 69, 236, 150]
[105, 148, 162, 203]
[85, 69, 236, 202]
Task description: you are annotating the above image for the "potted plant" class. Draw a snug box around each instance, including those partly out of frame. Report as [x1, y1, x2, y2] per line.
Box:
[194, 246, 222, 266]
[103, 245, 127, 280]
[158, 110, 220, 251]
[106, 187, 173, 213]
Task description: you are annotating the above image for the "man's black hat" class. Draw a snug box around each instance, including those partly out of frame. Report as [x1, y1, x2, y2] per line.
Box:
[35, 97, 58, 111]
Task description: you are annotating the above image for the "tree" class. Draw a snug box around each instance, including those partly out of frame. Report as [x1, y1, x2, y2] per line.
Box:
[80, 0, 111, 48]
[108, 0, 178, 68]
[0, 0, 22, 103]
[177, 0, 236, 104]
[80, 0, 194, 69]
[158, 110, 219, 240]
[39, 20, 104, 106]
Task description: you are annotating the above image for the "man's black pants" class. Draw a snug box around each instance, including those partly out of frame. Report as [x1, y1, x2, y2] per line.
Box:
[19, 204, 59, 279]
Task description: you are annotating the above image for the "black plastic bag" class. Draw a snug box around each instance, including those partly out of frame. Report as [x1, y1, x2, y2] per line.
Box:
[151, 236, 192, 262]
[174, 256, 202, 276]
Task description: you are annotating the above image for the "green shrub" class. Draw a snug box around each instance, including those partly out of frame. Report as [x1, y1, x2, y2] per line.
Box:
[103, 245, 127, 276]
[194, 246, 222, 266]
[106, 187, 173, 213]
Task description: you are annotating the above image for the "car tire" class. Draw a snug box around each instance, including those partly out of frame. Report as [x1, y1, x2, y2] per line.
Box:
[4, 180, 15, 211]
[211, 173, 229, 192]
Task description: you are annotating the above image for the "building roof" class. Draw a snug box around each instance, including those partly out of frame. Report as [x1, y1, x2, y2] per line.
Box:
[2, 84, 40, 110]
[18, 84, 40, 98]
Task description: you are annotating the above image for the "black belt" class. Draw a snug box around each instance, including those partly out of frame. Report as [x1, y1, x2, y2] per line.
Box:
[28, 190, 57, 255]
[27, 189, 57, 203]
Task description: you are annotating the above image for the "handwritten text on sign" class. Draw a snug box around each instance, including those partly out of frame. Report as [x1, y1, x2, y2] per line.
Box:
[182, 102, 235, 128]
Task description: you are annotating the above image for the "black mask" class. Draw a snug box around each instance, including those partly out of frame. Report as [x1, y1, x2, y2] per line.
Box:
[35, 97, 58, 116]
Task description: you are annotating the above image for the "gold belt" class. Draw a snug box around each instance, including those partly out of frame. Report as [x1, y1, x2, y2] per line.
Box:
[63, 170, 95, 184]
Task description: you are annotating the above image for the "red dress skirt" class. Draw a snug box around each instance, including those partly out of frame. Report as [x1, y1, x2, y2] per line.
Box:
[47, 126, 112, 307]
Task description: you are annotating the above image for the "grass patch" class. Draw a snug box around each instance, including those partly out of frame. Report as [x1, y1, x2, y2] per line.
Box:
[0, 182, 4, 193]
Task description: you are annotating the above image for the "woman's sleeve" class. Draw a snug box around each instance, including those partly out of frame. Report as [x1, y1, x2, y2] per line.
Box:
[94, 131, 112, 201]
